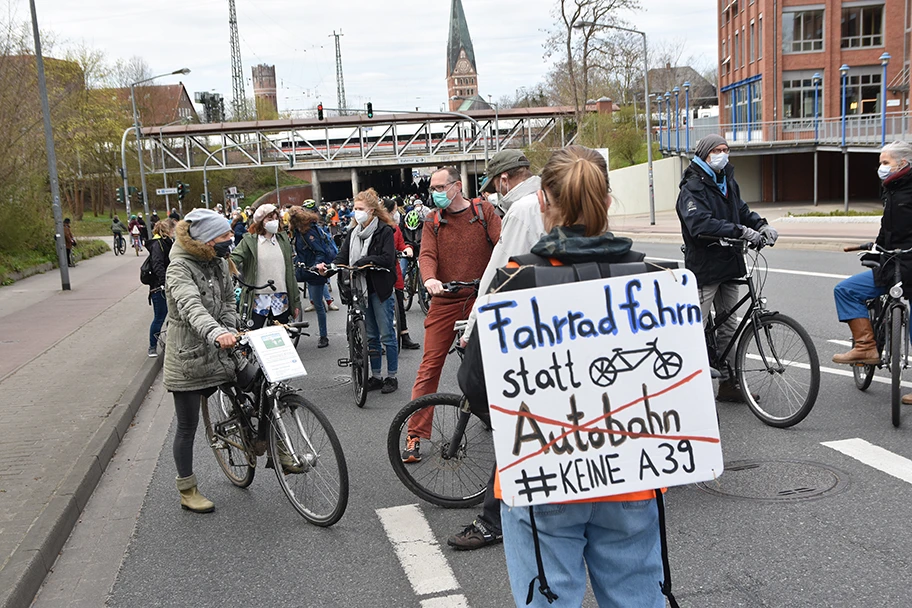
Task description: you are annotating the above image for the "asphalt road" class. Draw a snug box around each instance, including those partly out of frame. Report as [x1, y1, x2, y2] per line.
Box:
[36, 243, 912, 608]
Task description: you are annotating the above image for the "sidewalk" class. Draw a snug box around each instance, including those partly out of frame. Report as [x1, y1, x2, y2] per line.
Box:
[0, 253, 161, 608]
[610, 201, 884, 249]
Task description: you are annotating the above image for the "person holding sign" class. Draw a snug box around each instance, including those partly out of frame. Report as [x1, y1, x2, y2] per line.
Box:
[163, 209, 238, 513]
[475, 147, 673, 607]
[676, 134, 776, 402]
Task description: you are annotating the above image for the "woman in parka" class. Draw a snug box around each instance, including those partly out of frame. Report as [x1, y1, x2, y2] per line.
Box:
[289, 206, 337, 348]
[163, 208, 238, 513]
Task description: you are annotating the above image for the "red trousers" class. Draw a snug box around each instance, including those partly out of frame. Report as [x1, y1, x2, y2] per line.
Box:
[407, 296, 476, 438]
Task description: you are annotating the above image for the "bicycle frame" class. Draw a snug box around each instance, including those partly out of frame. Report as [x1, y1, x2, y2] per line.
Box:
[606, 341, 663, 372]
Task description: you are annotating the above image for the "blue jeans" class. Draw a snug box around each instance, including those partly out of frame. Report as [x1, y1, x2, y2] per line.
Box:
[323, 283, 332, 303]
[150, 289, 168, 349]
[307, 282, 328, 338]
[500, 500, 664, 608]
[365, 292, 398, 377]
[835, 270, 912, 340]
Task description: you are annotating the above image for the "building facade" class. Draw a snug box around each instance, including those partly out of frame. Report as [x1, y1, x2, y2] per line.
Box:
[252, 64, 278, 117]
[446, 0, 490, 111]
[718, 0, 907, 137]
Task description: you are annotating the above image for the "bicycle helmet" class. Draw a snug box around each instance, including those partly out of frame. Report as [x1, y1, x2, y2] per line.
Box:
[303, 199, 317, 209]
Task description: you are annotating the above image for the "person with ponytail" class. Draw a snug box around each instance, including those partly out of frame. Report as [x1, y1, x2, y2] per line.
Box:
[462, 146, 668, 607]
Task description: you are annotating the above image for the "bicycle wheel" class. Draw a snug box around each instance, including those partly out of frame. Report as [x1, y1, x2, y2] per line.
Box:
[293, 288, 306, 348]
[890, 306, 903, 427]
[349, 317, 369, 408]
[268, 394, 349, 526]
[117, 237, 126, 256]
[201, 390, 255, 488]
[736, 313, 820, 428]
[404, 264, 416, 311]
[853, 362, 875, 391]
[387, 393, 494, 508]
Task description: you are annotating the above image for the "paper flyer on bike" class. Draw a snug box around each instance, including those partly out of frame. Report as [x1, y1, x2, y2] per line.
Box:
[247, 327, 308, 382]
[473, 268, 723, 506]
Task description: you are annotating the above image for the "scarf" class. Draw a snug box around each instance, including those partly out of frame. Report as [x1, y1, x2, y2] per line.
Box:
[693, 156, 728, 197]
[348, 216, 379, 294]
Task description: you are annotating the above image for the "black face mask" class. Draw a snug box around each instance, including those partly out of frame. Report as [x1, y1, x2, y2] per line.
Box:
[213, 240, 232, 258]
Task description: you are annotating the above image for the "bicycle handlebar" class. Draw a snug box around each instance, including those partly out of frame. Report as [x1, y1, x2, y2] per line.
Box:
[441, 280, 480, 293]
[320, 263, 390, 277]
[233, 276, 276, 292]
[214, 320, 311, 349]
[845, 242, 912, 255]
[697, 234, 765, 250]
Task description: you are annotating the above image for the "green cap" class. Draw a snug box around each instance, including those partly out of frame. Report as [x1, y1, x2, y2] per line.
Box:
[479, 150, 531, 193]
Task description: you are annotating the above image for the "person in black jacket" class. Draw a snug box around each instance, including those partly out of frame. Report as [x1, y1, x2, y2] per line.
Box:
[147, 219, 174, 357]
[833, 141, 912, 402]
[676, 134, 777, 402]
[318, 188, 399, 394]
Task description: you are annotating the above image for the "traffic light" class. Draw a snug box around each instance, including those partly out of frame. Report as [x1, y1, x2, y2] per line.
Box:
[317, 103, 324, 120]
[177, 182, 189, 201]
[116, 187, 125, 205]
[367, 102, 373, 119]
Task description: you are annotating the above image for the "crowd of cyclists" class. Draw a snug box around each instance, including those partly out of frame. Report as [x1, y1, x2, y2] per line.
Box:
[99, 135, 912, 607]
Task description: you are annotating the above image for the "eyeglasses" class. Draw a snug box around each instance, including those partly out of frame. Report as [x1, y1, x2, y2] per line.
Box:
[429, 181, 456, 193]
[711, 146, 730, 154]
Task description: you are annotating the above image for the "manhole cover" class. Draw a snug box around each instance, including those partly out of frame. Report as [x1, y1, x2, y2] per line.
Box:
[305, 374, 352, 391]
[695, 459, 848, 502]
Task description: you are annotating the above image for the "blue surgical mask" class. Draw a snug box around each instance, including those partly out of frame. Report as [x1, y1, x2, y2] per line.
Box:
[878, 165, 894, 180]
[432, 190, 452, 209]
[708, 152, 729, 171]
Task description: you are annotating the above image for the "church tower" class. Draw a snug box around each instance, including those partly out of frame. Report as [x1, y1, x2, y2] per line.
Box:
[446, 0, 482, 111]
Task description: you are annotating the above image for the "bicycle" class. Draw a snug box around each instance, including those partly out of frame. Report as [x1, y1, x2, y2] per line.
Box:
[203, 320, 349, 526]
[387, 280, 494, 508]
[589, 339, 683, 387]
[323, 263, 391, 408]
[401, 253, 420, 311]
[131, 232, 143, 256]
[844, 242, 912, 427]
[699, 236, 820, 428]
[113, 232, 126, 256]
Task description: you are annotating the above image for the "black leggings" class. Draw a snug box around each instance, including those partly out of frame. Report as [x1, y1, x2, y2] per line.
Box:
[250, 308, 292, 330]
[172, 389, 215, 478]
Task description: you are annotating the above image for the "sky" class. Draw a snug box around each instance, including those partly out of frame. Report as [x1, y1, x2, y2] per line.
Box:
[14, 0, 718, 117]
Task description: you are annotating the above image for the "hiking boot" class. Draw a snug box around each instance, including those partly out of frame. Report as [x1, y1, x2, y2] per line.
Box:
[304, 303, 316, 313]
[717, 379, 759, 403]
[327, 300, 340, 311]
[366, 377, 384, 392]
[401, 334, 421, 350]
[832, 318, 880, 365]
[447, 520, 503, 551]
[318, 336, 329, 348]
[401, 435, 421, 463]
[381, 377, 398, 394]
[903, 393, 912, 406]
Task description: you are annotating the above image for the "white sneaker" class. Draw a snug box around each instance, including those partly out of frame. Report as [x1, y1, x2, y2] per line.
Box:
[304, 304, 315, 312]
[327, 301, 340, 311]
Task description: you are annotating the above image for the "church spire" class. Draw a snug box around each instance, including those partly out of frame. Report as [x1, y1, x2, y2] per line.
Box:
[446, 0, 480, 111]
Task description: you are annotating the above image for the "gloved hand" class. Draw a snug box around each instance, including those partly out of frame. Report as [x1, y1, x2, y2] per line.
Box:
[740, 225, 764, 248]
[759, 225, 779, 247]
[403, 247, 414, 258]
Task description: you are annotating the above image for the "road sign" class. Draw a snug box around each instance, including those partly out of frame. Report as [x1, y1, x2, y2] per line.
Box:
[156, 188, 178, 195]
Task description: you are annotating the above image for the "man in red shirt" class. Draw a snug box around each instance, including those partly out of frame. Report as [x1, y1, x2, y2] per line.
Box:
[402, 166, 501, 462]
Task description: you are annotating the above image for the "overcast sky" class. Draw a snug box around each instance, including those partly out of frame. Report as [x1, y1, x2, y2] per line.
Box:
[17, 0, 718, 116]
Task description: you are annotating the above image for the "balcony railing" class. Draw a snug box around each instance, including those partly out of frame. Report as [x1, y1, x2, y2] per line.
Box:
[656, 112, 912, 154]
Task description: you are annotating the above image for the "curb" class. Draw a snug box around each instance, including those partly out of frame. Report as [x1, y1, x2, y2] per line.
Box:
[0, 356, 163, 608]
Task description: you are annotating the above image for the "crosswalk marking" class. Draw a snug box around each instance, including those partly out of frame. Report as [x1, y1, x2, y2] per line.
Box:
[822, 438, 912, 485]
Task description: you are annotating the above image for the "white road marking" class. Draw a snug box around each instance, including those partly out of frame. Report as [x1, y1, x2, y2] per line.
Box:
[745, 353, 912, 388]
[822, 438, 912, 485]
[828, 339, 853, 347]
[646, 256, 851, 280]
[377, 504, 465, 600]
[421, 596, 470, 608]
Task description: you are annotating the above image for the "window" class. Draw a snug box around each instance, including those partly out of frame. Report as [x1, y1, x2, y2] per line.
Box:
[844, 66, 882, 115]
[842, 5, 884, 48]
[782, 10, 824, 53]
[782, 70, 823, 120]
[734, 31, 739, 69]
[751, 83, 762, 122]
[740, 27, 745, 67]
[750, 22, 755, 62]
[758, 18, 763, 58]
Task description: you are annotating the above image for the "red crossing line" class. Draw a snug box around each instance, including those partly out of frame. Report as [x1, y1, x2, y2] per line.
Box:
[492, 368, 719, 473]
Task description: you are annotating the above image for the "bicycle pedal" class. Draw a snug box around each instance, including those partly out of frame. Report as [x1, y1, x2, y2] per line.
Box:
[337, 358, 351, 367]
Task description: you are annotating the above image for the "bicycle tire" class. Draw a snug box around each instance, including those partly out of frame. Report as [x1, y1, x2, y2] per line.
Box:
[201, 390, 255, 488]
[393, 292, 403, 354]
[118, 237, 126, 256]
[387, 393, 494, 508]
[293, 289, 305, 348]
[349, 317, 369, 408]
[736, 313, 820, 428]
[853, 362, 875, 391]
[268, 394, 349, 526]
[890, 306, 903, 427]
[404, 263, 417, 311]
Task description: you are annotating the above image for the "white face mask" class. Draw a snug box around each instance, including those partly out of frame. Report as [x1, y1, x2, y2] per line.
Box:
[708, 152, 729, 171]
[354, 209, 370, 225]
[393, 211, 401, 224]
[264, 219, 280, 234]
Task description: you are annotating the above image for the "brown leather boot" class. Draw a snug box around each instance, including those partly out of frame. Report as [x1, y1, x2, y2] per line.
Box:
[902, 393, 912, 406]
[832, 318, 880, 365]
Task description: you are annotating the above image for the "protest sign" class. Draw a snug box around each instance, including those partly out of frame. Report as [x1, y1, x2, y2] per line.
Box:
[474, 269, 723, 506]
[247, 326, 308, 382]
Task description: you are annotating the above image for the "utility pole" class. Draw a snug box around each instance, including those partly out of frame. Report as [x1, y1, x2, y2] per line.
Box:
[331, 30, 347, 116]
[228, 0, 247, 119]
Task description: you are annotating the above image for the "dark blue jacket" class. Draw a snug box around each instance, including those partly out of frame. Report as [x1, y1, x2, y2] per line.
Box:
[293, 226, 337, 285]
[676, 161, 767, 286]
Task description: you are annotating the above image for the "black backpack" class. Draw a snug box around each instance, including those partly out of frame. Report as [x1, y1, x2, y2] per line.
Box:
[139, 255, 154, 285]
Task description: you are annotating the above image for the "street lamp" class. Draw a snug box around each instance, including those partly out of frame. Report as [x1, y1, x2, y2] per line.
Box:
[840, 64, 850, 212]
[840, 64, 850, 148]
[683, 81, 691, 153]
[664, 92, 672, 152]
[812, 73, 822, 142]
[673, 86, 680, 154]
[130, 67, 191, 217]
[574, 20, 655, 224]
[880, 52, 891, 147]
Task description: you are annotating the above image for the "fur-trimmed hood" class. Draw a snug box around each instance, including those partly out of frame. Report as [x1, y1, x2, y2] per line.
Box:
[172, 219, 239, 274]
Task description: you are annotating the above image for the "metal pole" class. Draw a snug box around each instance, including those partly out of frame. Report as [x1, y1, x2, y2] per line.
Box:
[159, 126, 169, 211]
[844, 150, 850, 213]
[29, 0, 69, 290]
[643, 32, 655, 225]
[841, 67, 848, 148]
[881, 53, 891, 147]
[275, 165, 280, 206]
[841, 65, 849, 213]
[674, 87, 680, 153]
[665, 93, 671, 152]
[684, 84, 690, 153]
[120, 127, 133, 217]
[813, 75, 820, 142]
[130, 84, 150, 217]
[203, 164, 210, 209]
[813, 151, 819, 206]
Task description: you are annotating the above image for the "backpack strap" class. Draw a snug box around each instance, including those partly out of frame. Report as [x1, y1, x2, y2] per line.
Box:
[656, 489, 681, 608]
[429, 203, 495, 249]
